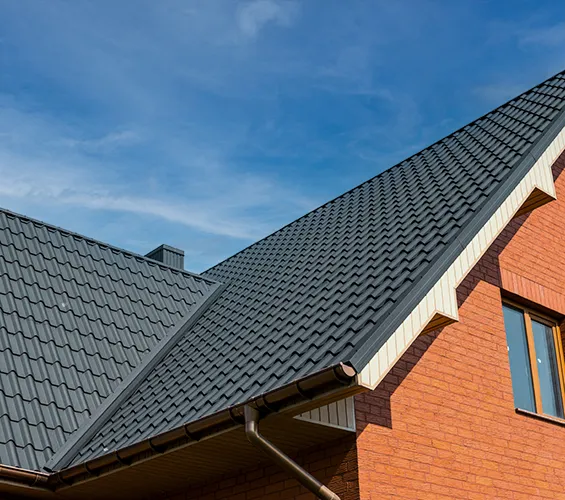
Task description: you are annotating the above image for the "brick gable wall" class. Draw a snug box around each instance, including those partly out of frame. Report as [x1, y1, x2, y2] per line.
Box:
[356, 150, 565, 499]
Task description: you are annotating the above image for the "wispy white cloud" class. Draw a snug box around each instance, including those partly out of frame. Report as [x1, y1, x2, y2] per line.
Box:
[0, 169, 269, 239]
[0, 102, 315, 242]
[0, 148, 312, 241]
[58, 130, 140, 152]
[519, 22, 565, 47]
[474, 19, 565, 107]
[472, 83, 528, 105]
[236, 0, 298, 38]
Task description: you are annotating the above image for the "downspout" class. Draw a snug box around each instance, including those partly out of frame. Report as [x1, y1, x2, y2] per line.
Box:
[244, 405, 341, 500]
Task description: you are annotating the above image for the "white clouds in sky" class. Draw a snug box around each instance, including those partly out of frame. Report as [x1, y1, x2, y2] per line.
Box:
[0, 0, 318, 265]
[58, 131, 141, 152]
[472, 19, 565, 106]
[236, 0, 298, 38]
[1, 0, 563, 269]
[519, 22, 565, 47]
[472, 84, 529, 105]
[0, 103, 312, 241]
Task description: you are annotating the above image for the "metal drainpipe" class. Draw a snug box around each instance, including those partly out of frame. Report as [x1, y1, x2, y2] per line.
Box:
[244, 405, 341, 500]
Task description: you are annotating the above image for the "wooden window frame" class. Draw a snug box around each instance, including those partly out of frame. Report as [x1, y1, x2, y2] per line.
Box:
[504, 299, 565, 417]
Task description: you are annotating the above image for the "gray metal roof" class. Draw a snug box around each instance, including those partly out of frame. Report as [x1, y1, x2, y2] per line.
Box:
[0, 210, 219, 470]
[64, 70, 565, 465]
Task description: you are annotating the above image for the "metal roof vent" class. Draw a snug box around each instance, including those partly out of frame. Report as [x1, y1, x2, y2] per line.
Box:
[145, 244, 185, 269]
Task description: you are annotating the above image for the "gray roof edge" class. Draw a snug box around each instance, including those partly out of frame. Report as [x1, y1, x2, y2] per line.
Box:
[348, 101, 565, 372]
[0, 208, 216, 286]
[43, 281, 226, 471]
[204, 69, 565, 277]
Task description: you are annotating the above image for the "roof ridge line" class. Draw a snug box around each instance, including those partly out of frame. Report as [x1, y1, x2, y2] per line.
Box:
[348, 90, 565, 371]
[0, 207, 218, 285]
[204, 68, 565, 276]
[43, 282, 225, 471]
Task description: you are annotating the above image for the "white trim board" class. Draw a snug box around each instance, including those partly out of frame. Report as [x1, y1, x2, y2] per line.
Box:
[359, 125, 565, 390]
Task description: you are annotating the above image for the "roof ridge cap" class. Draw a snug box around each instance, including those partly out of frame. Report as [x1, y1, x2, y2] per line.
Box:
[43, 282, 225, 471]
[204, 68, 565, 276]
[0, 207, 217, 286]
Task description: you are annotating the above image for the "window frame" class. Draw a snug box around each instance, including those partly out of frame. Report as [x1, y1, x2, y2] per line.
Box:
[503, 299, 565, 418]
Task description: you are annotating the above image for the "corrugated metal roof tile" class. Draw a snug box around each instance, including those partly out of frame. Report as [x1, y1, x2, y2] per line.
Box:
[0, 211, 219, 470]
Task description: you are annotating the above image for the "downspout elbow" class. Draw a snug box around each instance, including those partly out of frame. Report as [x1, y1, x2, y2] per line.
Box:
[244, 405, 341, 500]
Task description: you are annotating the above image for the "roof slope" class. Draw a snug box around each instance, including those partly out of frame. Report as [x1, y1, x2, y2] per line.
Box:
[0, 210, 219, 470]
[67, 70, 565, 465]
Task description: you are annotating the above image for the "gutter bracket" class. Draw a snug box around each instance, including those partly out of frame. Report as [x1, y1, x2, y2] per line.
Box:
[243, 405, 341, 500]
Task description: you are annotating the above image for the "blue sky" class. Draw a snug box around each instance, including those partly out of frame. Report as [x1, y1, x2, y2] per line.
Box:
[0, 0, 564, 271]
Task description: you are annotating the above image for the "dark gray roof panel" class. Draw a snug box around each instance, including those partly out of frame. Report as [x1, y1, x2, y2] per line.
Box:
[0, 211, 219, 470]
[70, 71, 565, 464]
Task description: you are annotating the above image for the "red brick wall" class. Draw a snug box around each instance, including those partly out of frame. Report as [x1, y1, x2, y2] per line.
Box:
[355, 152, 565, 499]
[166, 436, 359, 500]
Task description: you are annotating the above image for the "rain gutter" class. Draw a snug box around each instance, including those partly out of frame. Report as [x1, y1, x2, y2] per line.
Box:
[0, 463, 50, 489]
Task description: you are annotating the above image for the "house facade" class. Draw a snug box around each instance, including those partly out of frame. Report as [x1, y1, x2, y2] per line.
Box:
[171, 150, 565, 499]
[1, 72, 565, 499]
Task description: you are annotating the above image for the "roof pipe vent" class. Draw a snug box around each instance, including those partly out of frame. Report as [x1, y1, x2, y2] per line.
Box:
[145, 244, 185, 269]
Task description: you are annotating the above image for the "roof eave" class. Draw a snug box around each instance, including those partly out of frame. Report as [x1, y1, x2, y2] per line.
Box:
[51, 362, 359, 490]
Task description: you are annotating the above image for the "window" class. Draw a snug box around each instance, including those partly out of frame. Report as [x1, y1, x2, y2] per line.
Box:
[502, 302, 565, 419]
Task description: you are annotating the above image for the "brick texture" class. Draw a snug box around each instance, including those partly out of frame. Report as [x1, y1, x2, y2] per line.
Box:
[164, 436, 359, 500]
[499, 267, 565, 316]
[356, 151, 565, 499]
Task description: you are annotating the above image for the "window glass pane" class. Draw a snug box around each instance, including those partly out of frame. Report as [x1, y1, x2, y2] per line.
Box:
[531, 319, 564, 418]
[502, 305, 536, 412]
